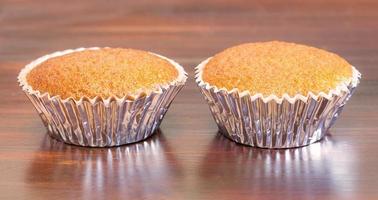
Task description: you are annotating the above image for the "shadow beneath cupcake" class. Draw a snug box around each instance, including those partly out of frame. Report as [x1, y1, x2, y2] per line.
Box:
[24, 129, 182, 199]
[194, 132, 356, 199]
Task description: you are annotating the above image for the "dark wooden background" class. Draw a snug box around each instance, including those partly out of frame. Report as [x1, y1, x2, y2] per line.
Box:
[0, 0, 377, 199]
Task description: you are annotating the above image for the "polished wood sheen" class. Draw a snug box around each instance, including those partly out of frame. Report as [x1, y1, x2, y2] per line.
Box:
[0, 0, 377, 199]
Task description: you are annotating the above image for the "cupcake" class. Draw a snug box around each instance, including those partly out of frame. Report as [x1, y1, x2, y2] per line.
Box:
[195, 41, 360, 148]
[18, 47, 187, 147]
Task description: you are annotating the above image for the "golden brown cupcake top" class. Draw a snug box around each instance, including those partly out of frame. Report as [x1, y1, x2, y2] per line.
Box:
[27, 48, 178, 99]
[202, 41, 353, 96]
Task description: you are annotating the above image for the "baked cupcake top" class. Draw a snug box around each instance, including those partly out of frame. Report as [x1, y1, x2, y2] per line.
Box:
[26, 48, 179, 99]
[202, 41, 353, 96]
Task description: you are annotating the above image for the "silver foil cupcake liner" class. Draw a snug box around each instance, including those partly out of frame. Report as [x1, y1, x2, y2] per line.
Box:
[195, 57, 361, 148]
[18, 47, 187, 147]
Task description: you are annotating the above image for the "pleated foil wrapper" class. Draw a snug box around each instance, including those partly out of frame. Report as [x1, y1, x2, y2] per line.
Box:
[18, 47, 187, 147]
[196, 57, 361, 148]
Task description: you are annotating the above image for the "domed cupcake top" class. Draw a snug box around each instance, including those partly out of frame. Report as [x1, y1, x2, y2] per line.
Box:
[202, 41, 353, 96]
[26, 48, 179, 100]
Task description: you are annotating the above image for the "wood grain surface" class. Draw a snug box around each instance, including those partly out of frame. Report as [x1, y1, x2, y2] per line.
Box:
[0, 0, 377, 199]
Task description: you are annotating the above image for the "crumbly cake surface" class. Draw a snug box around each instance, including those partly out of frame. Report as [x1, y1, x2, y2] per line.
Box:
[202, 41, 353, 96]
[27, 48, 178, 99]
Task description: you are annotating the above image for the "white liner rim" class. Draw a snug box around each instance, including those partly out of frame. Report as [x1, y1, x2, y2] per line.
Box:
[195, 57, 361, 104]
[17, 47, 188, 105]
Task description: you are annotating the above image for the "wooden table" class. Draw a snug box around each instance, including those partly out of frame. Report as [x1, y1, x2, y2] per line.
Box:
[1, 0, 377, 199]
